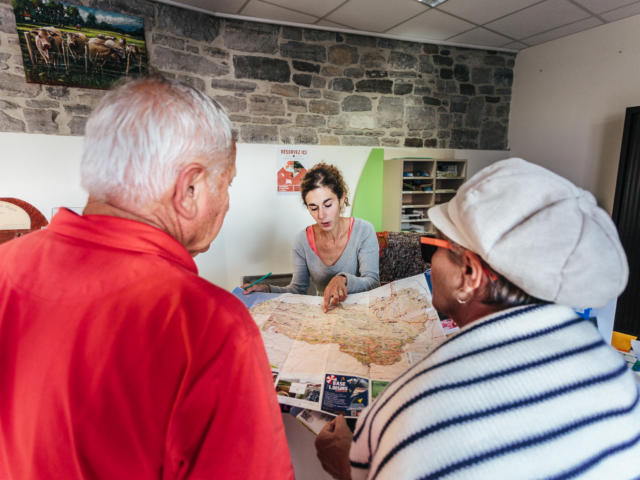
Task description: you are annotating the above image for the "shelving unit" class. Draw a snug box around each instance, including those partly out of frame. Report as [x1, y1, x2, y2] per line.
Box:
[383, 155, 466, 234]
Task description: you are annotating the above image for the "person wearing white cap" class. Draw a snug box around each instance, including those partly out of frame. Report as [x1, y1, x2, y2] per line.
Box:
[315, 158, 640, 480]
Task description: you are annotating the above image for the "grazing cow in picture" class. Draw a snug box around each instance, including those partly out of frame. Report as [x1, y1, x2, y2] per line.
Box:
[26, 26, 65, 69]
[88, 36, 124, 74]
[65, 32, 89, 72]
[104, 37, 126, 61]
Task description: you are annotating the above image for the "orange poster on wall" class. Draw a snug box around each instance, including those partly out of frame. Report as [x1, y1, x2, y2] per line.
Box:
[277, 146, 308, 192]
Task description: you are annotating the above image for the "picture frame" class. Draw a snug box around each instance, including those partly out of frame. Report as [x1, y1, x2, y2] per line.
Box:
[12, 0, 148, 89]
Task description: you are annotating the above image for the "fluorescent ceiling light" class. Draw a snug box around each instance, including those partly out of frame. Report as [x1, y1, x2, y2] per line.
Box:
[417, 0, 448, 6]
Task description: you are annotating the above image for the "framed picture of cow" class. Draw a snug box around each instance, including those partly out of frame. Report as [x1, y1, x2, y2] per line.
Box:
[12, 0, 148, 89]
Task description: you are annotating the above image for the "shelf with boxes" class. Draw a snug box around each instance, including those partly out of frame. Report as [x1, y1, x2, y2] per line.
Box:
[400, 158, 434, 233]
[384, 156, 466, 234]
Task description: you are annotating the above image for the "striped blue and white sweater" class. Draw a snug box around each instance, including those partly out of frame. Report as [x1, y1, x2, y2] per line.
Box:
[350, 304, 640, 480]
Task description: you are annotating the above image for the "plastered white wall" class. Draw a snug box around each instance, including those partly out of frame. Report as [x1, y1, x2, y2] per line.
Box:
[0, 132, 508, 291]
[1, 133, 86, 216]
[509, 14, 640, 213]
[0, 133, 366, 289]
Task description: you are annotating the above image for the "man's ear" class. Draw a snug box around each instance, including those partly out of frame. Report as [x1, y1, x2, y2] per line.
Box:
[173, 163, 208, 220]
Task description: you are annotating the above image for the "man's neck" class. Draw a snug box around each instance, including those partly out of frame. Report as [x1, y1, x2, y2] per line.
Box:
[83, 198, 166, 233]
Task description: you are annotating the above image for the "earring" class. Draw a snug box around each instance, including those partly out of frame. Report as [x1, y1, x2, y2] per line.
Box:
[456, 291, 470, 304]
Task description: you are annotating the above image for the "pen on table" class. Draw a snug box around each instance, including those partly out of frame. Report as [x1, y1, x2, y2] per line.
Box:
[243, 272, 272, 291]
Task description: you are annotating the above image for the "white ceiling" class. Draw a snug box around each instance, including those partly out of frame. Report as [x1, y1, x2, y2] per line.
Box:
[158, 0, 640, 51]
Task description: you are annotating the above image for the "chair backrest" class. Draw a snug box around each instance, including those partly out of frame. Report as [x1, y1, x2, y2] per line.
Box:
[377, 231, 428, 284]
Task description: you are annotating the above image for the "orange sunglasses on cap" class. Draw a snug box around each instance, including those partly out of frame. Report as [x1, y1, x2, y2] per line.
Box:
[420, 236, 452, 262]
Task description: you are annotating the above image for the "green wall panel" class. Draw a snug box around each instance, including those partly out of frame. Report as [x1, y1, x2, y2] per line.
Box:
[352, 148, 384, 231]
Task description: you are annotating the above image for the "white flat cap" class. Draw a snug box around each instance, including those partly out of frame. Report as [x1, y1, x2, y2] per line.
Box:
[428, 158, 628, 308]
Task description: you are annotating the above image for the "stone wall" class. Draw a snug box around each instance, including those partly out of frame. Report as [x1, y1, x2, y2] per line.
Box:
[0, 0, 516, 149]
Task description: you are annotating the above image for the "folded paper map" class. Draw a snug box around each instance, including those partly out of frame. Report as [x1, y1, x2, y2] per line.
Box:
[234, 273, 445, 417]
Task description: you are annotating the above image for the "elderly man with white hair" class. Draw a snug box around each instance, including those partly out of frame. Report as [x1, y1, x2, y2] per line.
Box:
[0, 77, 293, 479]
[316, 158, 640, 480]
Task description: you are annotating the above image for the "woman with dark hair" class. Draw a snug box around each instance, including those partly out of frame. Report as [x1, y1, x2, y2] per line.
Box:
[243, 162, 379, 312]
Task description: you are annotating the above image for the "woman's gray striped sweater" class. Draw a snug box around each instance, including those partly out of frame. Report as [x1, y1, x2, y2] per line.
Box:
[350, 303, 640, 480]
